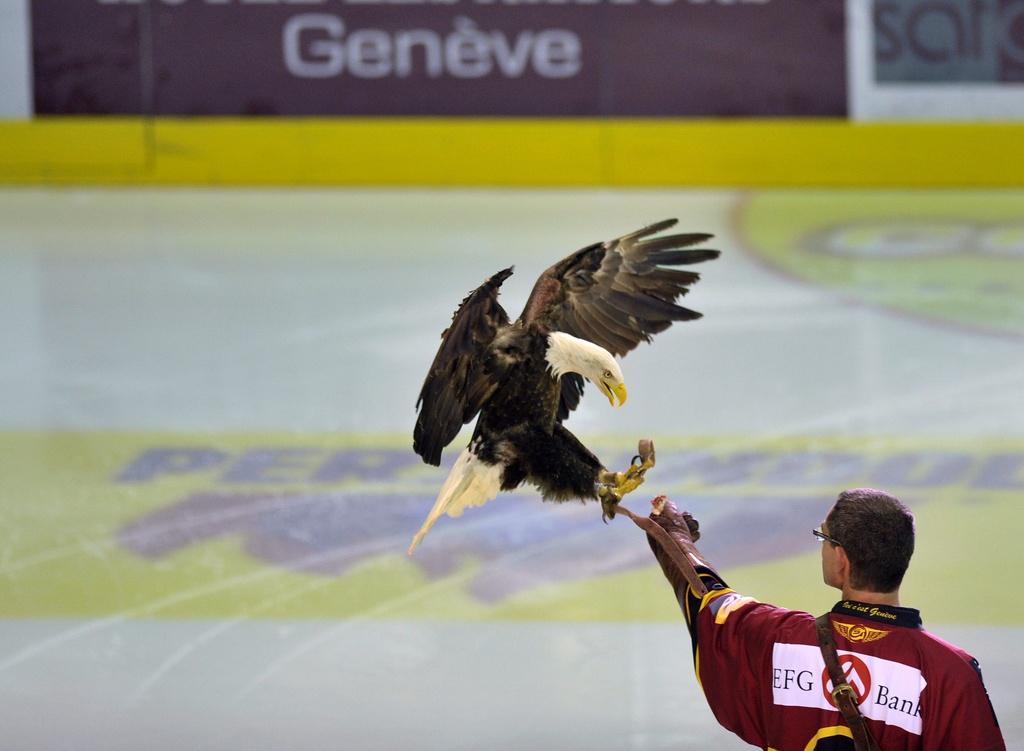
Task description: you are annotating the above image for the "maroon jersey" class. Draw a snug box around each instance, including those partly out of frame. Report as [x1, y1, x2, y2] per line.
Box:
[676, 570, 1005, 751]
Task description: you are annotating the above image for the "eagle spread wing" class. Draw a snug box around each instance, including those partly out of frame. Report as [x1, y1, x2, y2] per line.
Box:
[413, 267, 513, 466]
[414, 220, 717, 463]
[520, 218, 719, 358]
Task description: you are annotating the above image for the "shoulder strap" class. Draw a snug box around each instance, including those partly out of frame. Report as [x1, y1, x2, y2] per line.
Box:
[815, 614, 881, 751]
[616, 503, 709, 597]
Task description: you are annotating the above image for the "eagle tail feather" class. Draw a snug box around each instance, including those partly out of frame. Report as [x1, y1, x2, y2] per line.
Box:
[408, 446, 503, 555]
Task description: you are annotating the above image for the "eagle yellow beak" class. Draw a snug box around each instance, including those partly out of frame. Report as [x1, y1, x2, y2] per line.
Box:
[601, 380, 628, 407]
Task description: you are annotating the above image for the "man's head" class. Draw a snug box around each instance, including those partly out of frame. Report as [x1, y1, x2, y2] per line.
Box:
[820, 488, 915, 594]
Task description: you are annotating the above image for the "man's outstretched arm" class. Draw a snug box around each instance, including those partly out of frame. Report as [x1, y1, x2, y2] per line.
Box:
[641, 497, 774, 747]
[642, 497, 734, 646]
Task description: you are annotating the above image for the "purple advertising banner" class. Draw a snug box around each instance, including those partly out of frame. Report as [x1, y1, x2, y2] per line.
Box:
[32, 0, 846, 117]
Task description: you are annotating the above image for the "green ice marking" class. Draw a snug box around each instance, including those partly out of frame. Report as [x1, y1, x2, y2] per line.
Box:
[1, 432, 1021, 624]
[740, 191, 1024, 337]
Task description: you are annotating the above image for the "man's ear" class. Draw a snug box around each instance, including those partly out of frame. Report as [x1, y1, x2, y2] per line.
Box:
[834, 545, 851, 583]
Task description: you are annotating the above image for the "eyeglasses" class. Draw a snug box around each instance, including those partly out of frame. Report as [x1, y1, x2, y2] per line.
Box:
[812, 528, 842, 547]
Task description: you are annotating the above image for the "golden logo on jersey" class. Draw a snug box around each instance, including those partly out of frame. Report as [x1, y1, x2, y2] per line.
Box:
[834, 621, 890, 643]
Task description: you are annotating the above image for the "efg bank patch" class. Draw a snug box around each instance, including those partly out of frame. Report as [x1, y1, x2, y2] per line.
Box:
[771, 643, 926, 735]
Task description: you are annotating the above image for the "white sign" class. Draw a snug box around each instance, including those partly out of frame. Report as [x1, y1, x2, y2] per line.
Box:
[0, 0, 31, 118]
[772, 642, 927, 735]
[847, 0, 1024, 121]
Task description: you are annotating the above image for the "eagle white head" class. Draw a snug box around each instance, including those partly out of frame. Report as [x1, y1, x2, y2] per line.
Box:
[545, 331, 628, 407]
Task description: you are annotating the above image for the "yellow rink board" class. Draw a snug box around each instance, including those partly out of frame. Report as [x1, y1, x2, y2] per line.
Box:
[1, 118, 1023, 187]
[1, 431, 1021, 624]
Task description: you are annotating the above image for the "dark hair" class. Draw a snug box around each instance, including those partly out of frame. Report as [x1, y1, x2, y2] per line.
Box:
[825, 488, 915, 593]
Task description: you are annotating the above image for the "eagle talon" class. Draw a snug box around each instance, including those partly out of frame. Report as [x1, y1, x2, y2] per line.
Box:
[600, 490, 621, 522]
[596, 440, 656, 522]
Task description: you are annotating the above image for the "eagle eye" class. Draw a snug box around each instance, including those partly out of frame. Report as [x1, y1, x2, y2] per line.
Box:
[603, 369, 613, 379]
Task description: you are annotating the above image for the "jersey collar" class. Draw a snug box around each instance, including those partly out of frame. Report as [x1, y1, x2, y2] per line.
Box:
[831, 599, 922, 629]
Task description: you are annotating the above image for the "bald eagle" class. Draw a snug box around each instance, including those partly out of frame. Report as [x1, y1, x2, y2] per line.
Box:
[409, 219, 718, 553]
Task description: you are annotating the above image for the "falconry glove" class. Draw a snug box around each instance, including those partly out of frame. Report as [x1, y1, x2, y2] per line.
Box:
[618, 496, 709, 598]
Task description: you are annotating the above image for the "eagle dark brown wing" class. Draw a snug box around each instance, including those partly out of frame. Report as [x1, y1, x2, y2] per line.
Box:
[414, 268, 513, 466]
[519, 219, 718, 358]
[556, 372, 584, 423]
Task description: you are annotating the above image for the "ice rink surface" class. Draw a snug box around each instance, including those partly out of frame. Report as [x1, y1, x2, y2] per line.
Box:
[1, 187, 1022, 750]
